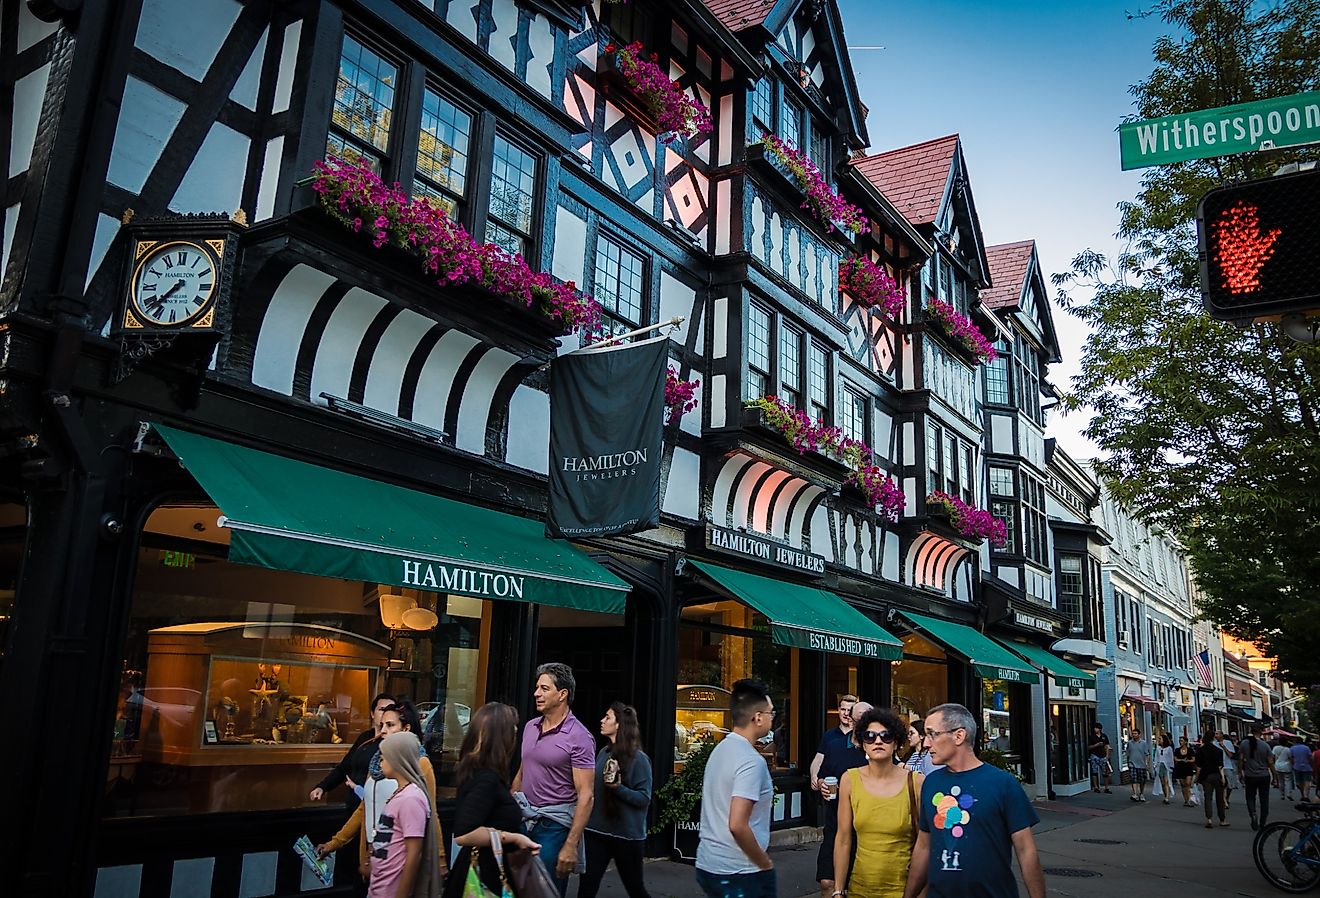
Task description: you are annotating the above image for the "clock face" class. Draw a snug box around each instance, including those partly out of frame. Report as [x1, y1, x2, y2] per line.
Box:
[131, 241, 218, 327]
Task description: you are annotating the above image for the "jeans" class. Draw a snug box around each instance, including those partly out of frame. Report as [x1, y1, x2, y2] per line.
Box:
[1246, 775, 1272, 825]
[695, 867, 777, 898]
[579, 831, 650, 898]
[1201, 772, 1227, 822]
[528, 818, 571, 897]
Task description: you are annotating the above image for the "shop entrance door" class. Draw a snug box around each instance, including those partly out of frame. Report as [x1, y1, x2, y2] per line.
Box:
[535, 607, 630, 723]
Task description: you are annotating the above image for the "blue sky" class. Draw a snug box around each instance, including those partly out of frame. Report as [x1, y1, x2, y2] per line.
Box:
[837, 1, 1171, 459]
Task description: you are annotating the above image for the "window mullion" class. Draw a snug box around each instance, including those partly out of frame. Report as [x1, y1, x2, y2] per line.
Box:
[468, 111, 497, 242]
[392, 60, 427, 197]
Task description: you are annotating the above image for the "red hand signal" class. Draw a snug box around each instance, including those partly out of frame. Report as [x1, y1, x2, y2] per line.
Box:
[1211, 200, 1281, 294]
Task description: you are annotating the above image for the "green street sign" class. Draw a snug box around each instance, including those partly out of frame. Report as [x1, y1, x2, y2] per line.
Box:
[1119, 91, 1320, 170]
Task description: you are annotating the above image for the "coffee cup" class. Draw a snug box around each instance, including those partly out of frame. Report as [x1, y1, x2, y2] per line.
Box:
[822, 776, 839, 800]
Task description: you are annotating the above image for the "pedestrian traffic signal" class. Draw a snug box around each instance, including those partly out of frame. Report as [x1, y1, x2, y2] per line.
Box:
[1196, 167, 1320, 322]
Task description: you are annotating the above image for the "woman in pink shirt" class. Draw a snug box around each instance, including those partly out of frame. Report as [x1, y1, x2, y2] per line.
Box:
[368, 732, 443, 898]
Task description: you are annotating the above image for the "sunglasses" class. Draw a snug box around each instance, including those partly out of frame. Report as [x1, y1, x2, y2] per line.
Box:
[860, 729, 896, 745]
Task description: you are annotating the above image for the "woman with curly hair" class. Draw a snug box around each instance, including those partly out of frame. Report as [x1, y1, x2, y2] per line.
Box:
[834, 707, 924, 897]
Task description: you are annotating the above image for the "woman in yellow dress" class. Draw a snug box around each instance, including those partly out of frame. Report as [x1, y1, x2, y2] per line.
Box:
[833, 707, 924, 897]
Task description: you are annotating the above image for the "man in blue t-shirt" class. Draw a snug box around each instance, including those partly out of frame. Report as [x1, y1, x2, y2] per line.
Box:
[903, 703, 1045, 898]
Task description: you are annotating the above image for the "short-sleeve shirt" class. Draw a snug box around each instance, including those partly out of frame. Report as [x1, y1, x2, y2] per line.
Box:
[1126, 739, 1150, 768]
[1088, 732, 1110, 758]
[367, 782, 430, 898]
[816, 726, 849, 759]
[697, 733, 773, 875]
[1291, 743, 1314, 772]
[1274, 745, 1294, 771]
[819, 733, 866, 781]
[918, 762, 1040, 898]
[519, 711, 597, 807]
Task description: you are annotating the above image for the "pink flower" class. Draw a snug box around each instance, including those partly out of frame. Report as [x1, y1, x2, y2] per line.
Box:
[664, 366, 700, 423]
[745, 395, 904, 521]
[311, 157, 604, 336]
[611, 42, 713, 144]
[925, 299, 998, 364]
[839, 255, 905, 317]
[926, 491, 1007, 546]
[756, 133, 868, 236]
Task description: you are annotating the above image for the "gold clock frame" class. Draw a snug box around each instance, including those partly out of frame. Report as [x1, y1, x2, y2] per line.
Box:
[123, 238, 226, 331]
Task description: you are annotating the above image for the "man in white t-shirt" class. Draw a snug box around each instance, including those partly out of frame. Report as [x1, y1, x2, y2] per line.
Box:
[697, 678, 776, 898]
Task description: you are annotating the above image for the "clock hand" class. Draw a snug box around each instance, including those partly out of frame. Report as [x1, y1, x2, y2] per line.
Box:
[159, 279, 187, 301]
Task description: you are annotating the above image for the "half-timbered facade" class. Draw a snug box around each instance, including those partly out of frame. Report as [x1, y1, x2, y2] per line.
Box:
[0, 2, 1089, 895]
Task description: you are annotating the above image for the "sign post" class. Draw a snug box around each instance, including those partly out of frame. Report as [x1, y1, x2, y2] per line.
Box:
[1119, 91, 1320, 170]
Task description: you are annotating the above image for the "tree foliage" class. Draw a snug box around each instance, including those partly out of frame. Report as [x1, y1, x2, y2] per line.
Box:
[1052, 0, 1320, 684]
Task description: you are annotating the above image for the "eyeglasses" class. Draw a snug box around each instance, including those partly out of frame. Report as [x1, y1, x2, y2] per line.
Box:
[860, 729, 895, 745]
[925, 726, 966, 740]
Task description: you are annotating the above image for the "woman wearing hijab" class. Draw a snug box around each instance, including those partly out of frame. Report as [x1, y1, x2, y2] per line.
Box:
[318, 701, 447, 883]
[369, 731, 443, 898]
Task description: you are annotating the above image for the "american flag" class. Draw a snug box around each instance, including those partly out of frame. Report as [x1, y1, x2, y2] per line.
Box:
[1192, 649, 1213, 687]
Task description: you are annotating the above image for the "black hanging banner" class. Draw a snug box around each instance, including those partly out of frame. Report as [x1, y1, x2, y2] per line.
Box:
[547, 335, 668, 539]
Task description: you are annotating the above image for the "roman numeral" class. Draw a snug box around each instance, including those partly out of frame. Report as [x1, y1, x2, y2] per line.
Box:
[149, 268, 161, 277]
[142, 283, 157, 292]
[199, 283, 212, 291]
[168, 309, 177, 323]
[176, 251, 187, 266]
[199, 268, 212, 279]
[189, 255, 200, 268]
[163, 256, 174, 269]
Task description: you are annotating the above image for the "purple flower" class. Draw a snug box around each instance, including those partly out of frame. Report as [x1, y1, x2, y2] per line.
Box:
[840, 255, 906, 317]
[926, 491, 1007, 546]
[925, 299, 998, 364]
[757, 133, 868, 236]
[611, 42, 713, 143]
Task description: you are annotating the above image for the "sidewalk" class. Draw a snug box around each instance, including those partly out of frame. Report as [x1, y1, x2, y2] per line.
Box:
[583, 783, 1281, 897]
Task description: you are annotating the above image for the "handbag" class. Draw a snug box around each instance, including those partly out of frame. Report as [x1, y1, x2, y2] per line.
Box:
[504, 843, 561, 898]
[458, 830, 513, 898]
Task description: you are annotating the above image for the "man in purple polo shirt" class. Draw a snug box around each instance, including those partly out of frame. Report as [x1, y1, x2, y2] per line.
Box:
[513, 661, 596, 896]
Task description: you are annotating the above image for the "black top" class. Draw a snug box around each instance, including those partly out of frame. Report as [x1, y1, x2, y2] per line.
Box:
[1088, 732, 1110, 759]
[315, 729, 378, 807]
[442, 768, 523, 897]
[1194, 742, 1225, 782]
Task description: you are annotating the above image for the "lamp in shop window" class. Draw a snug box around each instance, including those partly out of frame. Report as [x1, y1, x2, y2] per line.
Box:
[378, 593, 416, 629]
[401, 605, 438, 631]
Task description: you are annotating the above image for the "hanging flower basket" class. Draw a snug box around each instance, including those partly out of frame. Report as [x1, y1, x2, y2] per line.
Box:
[751, 132, 867, 237]
[839, 255, 906, 318]
[665, 366, 700, 424]
[925, 490, 1007, 546]
[604, 41, 712, 144]
[924, 298, 997, 365]
[744, 396, 905, 522]
[309, 157, 603, 337]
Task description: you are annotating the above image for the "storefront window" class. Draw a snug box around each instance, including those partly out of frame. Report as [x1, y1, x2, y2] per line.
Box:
[1051, 703, 1094, 785]
[981, 678, 1030, 781]
[103, 504, 489, 818]
[825, 655, 859, 730]
[676, 600, 796, 773]
[892, 632, 947, 723]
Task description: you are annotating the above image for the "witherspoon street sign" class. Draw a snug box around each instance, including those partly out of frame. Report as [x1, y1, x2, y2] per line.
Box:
[1119, 91, 1320, 170]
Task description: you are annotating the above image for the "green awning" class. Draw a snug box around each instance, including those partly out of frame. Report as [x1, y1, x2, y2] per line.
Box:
[897, 611, 1039, 684]
[689, 560, 902, 660]
[153, 425, 629, 612]
[994, 638, 1096, 689]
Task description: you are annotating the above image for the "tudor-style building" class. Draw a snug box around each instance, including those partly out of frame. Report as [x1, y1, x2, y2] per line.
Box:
[0, 1, 1092, 895]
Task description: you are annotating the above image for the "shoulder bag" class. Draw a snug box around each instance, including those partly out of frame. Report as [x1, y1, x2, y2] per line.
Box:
[906, 770, 918, 847]
[504, 843, 560, 898]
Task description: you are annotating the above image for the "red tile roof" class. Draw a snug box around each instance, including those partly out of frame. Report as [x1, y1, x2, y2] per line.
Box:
[701, 0, 778, 32]
[982, 241, 1036, 309]
[851, 135, 959, 227]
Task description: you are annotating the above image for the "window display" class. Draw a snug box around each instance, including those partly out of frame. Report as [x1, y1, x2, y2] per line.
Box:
[676, 599, 796, 773]
[104, 504, 491, 818]
[892, 632, 948, 723]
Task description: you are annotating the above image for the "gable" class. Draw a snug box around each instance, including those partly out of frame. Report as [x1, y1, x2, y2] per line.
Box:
[983, 240, 1061, 362]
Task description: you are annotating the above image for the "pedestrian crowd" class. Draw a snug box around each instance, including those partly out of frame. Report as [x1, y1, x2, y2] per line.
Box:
[1085, 720, 1318, 832]
[698, 681, 1045, 898]
[302, 665, 1312, 898]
